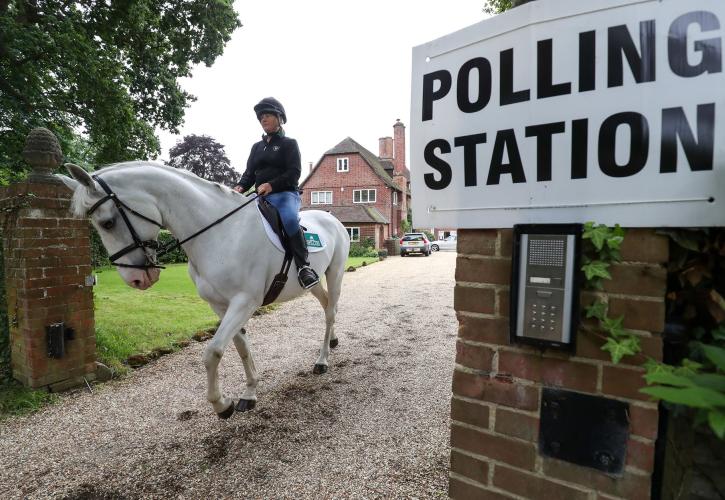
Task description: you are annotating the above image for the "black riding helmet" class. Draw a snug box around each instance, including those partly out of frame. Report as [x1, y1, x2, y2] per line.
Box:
[254, 97, 287, 124]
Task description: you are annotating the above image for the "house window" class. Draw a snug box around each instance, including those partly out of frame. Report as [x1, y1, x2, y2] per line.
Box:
[346, 227, 360, 242]
[353, 189, 376, 203]
[393, 191, 398, 205]
[336, 157, 349, 172]
[311, 191, 332, 205]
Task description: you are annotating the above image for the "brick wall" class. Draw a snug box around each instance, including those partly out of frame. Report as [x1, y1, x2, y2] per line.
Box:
[302, 153, 403, 236]
[1, 181, 95, 390]
[450, 228, 667, 499]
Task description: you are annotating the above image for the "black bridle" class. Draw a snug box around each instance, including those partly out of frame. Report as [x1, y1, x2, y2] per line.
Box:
[88, 175, 258, 270]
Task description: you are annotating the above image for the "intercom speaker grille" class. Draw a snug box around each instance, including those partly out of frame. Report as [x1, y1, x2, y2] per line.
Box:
[528, 238, 565, 267]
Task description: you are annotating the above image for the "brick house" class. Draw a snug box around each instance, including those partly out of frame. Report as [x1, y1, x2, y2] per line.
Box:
[300, 120, 411, 249]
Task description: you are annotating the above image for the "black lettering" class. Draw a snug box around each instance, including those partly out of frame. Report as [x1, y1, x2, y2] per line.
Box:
[454, 133, 487, 186]
[661, 104, 715, 173]
[500, 48, 531, 105]
[571, 119, 589, 179]
[668, 11, 722, 78]
[538, 39, 572, 99]
[424, 139, 453, 189]
[579, 31, 596, 92]
[525, 122, 566, 181]
[598, 112, 649, 177]
[422, 70, 452, 121]
[457, 58, 492, 113]
[487, 129, 526, 185]
[608, 21, 656, 87]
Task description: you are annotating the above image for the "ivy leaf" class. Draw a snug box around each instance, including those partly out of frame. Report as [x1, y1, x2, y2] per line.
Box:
[659, 229, 701, 252]
[676, 359, 704, 377]
[605, 235, 624, 251]
[709, 410, 725, 439]
[585, 301, 607, 321]
[583, 224, 609, 251]
[583, 261, 611, 281]
[602, 315, 626, 338]
[602, 336, 641, 364]
[640, 386, 725, 408]
[691, 373, 725, 392]
[644, 371, 695, 387]
[701, 345, 725, 372]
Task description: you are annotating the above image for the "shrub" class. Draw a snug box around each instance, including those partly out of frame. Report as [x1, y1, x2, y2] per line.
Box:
[378, 249, 388, 259]
[349, 243, 378, 258]
[91, 228, 187, 267]
[157, 230, 188, 264]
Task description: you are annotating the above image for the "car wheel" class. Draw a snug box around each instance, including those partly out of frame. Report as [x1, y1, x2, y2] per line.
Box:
[431, 244, 439, 251]
[401, 252, 406, 257]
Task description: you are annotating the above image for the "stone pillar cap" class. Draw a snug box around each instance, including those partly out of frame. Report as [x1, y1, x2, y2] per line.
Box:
[23, 127, 63, 184]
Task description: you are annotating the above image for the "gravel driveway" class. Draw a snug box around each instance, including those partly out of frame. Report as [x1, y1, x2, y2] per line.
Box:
[0, 252, 457, 499]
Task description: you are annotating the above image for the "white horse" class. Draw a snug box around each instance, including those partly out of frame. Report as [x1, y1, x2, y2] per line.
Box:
[58, 162, 350, 418]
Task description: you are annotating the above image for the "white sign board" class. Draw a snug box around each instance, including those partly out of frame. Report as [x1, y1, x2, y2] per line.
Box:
[410, 0, 725, 228]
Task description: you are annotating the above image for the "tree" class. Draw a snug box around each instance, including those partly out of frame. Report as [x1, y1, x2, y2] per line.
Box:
[168, 134, 239, 186]
[0, 0, 241, 181]
[483, 0, 535, 14]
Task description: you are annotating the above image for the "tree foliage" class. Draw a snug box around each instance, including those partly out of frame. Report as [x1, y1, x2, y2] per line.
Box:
[168, 134, 239, 186]
[0, 0, 241, 181]
[483, 0, 513, 14]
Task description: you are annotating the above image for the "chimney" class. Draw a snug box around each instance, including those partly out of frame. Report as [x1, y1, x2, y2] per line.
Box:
[378, 137, 393, 160]
[393, 119, 406, 174]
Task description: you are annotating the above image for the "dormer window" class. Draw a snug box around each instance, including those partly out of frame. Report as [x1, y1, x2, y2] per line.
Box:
[336, 157, 349, 172]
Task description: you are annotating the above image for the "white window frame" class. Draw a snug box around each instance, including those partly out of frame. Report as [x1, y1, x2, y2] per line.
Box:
[336, 157, 349, 172]
[346, 227, 360, 242]
[393, 191, 398, 205]
[311, 191, 333, 205]
[353, 189, 377, 204]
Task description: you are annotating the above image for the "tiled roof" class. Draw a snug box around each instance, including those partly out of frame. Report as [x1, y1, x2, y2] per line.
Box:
[302, 205, 389, 224]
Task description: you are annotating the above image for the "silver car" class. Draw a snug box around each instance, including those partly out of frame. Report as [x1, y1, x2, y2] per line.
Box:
[430, 235, 457, 252]
[400, 233, 431, 256]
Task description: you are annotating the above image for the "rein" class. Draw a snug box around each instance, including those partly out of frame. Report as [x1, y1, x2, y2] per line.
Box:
[89, 174, 259, 270]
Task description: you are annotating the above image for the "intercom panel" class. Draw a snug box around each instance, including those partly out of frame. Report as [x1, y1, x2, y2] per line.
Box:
[510, 224, 581, 350]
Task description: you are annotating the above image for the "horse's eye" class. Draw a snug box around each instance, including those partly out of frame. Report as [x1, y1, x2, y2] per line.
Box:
[101, 219, 115, 230]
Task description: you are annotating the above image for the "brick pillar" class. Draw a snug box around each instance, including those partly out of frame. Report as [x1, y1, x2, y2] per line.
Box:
[450, 228, 667, 499]
[1, 128, 95, 391]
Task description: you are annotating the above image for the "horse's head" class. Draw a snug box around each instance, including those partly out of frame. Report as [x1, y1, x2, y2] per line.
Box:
[58, 163, 162, 290]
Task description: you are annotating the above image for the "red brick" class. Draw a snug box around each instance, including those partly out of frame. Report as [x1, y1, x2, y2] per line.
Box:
[603, 264, 667, 297]
[458, 229, 498, 256]
[543, 457, 651, 499]
[451, 397, 490, 430]
[620, 229, 668, 263]
[602, 365, 649, 402]
[626, 438, 655, 472]
[449, 477, 512, 500]
[608, 298, 665, 333]
[455, 285, 495, 315]
[629, 405, 659, 440]
[17, 217, 60, 228]
[456, 341, 495, 371]
[456, 257, 512, 286]
[452, 370, 540, 410]
[494, 408, 539, 442]
[498, 350, 598, 393]
[451, 423, 537, 470]
[493, 464, 589, 500]
[458, 315, 510, 345]
[499, 229, 513, 257]
[497, 289, 510, 318]
[451, 451, 489, 485]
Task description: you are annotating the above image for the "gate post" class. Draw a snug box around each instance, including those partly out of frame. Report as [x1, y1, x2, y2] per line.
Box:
[1, 128, 96, 391]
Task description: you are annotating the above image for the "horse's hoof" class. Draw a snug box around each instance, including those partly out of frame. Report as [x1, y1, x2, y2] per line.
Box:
[313, 364, 328, 375]
[329, 338, 339, 349]
[217, 403, 235, 419]
[235, 399, 256, 412]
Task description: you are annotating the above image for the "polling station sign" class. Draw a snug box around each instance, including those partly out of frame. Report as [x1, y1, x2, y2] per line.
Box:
[410, 0, 725, 228]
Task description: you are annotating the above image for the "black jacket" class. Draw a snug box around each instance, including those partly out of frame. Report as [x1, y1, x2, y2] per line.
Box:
[236, 131, 301, 193]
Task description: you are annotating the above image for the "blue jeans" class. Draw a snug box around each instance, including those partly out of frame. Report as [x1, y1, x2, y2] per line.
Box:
[265, 190, 301, 235]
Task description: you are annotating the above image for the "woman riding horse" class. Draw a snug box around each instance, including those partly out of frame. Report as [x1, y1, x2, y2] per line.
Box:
[233, 97, 319, 289]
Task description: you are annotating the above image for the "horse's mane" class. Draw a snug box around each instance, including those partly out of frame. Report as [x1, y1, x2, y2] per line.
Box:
[69, 161, 239, 217]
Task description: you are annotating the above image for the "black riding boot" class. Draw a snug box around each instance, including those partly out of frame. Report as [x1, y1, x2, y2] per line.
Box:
[289, 229, 320, 289]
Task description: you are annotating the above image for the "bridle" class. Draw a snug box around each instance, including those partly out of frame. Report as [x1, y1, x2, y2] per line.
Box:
[87, 175, 258, 270]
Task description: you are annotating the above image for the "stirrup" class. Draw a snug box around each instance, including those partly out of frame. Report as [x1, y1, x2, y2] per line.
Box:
[298, 265, 320, 289]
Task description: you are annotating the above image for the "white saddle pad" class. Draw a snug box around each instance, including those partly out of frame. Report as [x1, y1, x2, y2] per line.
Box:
[257, 202, 326, 253]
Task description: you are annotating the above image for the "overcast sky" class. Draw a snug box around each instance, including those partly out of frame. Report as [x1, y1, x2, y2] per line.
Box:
[157, 1, 489, 180]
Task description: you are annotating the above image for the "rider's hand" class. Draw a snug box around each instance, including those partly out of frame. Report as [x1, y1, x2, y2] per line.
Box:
[257, 183, 273, 196]
[232, 185, 243, 193]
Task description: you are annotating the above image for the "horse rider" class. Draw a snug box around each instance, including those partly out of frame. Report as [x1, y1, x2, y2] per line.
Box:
[233, 97, 320, 290]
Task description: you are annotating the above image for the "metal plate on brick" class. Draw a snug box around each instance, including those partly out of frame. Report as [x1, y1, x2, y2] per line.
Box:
[539, 388, 629, 474]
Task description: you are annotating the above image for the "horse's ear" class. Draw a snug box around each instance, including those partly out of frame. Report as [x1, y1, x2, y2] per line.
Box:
[64, 163, 96, 189]
[56, 173, 80, 192]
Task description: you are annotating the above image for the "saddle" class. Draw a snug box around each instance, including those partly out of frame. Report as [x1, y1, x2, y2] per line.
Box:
[257, 198, 294, 306]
